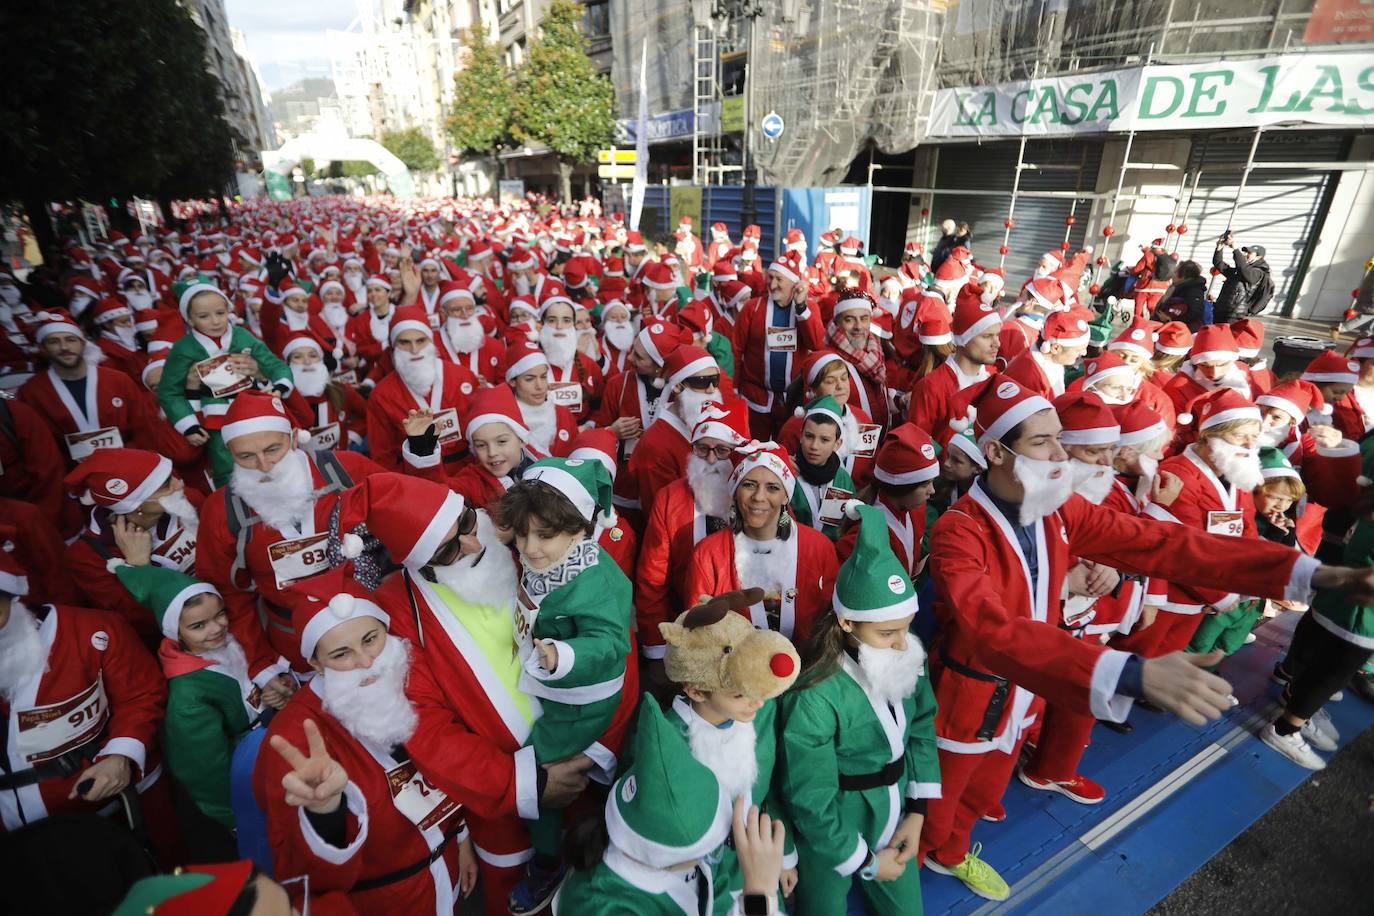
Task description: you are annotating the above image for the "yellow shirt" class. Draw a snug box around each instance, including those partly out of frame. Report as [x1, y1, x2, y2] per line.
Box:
[431, 582, 536, 726]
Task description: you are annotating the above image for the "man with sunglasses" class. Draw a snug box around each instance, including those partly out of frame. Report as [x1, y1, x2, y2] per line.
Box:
[628, 346, 734, 507]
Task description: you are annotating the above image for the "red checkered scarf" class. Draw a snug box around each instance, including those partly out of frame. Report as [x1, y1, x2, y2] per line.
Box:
[827, 323, 886, 387]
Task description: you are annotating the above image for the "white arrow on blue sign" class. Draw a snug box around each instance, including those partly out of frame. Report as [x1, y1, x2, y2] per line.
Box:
[761, 111, 785, 140]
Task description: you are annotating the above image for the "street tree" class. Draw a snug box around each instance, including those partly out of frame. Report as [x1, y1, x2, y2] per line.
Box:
[446, 21, 514, 183]
[381, 128, 440, 174]
[511, 0, 615, 202]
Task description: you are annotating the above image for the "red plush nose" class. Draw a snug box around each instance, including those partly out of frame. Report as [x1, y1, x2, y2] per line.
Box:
[770, 652, 795, 678]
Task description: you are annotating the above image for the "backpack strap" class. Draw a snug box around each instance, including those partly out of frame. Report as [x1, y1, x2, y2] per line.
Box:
[0, 399, 19, 456]
[225, 487, 261, 589]
[313, 450, 354, 495]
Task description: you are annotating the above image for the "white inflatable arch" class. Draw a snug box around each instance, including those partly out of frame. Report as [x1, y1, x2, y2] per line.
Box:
[261, 133, 415, 199]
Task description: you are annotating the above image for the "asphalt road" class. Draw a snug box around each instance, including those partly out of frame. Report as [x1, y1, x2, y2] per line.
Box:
[1150, 722, 1374, 915]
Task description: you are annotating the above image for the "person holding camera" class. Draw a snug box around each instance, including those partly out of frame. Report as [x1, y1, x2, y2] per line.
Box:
[1212, 230, 1273, 324]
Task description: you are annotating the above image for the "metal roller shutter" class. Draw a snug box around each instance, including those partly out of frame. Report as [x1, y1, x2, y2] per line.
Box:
[1174, 132, 1346, 311]
[931, 140, 1101, 287]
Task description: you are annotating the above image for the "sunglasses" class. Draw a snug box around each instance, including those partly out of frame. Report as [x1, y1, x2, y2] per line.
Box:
[431, 506, 477, 567]
[681, 374, 720, 391]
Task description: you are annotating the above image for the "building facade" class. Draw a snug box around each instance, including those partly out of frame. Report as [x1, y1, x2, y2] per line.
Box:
[185, 0, 275, 163]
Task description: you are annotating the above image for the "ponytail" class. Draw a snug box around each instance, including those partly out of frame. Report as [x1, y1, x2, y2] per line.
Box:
[798, 610, 847, 687]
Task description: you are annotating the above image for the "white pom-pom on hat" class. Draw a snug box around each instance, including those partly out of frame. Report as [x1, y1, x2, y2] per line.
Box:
[793, 406, 805, 418]
[1106, 296, 1118, 306]
[342, 533, 365, 559]
[296, 429, 313, 446]
[80, 491, 95, 505]
[949, 416, 970, 432]
[1358, 475, 1372, 488]
[651, 377, 665, 389]
[328, 593, 355, 618]
[1083, 245, 1095, 254]
[1321, 403, 1334, 416]
[1177, 413, 1193, 425]
[842, 499, 865, 521]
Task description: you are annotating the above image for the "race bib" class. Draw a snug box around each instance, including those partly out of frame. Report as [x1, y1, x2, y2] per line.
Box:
[428, 312, 441, 329]
[152, 525, 197, 572]
[332, 369, 358, 386]
[432, 407, 461, 444]
[514, 584, 538, 659]
[1206, 510, 1244, 538]
[304, 422, 341, 452]
[65, 426, 123, 462]
[195, 354, 252, 398]
[766, 326, 798, 352]
[16, 676, 109, 765]
[386, 759, 460, 831]
[819, 486, 854, 527]
[268, 533, 331, 590]
[549, 382, 583, 409]
[851, 424, 882, 459]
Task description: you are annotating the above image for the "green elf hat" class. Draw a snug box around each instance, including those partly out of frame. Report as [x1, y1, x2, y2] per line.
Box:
[605, 695, 730, 867]
[1258, 446, 1300, 482]
[1088, 307, 1115, 349]
[523, 457, 615, 525]
[114, 563, 220, 640]
[801, 393, 846, 429]
[947, 426, 987, 470]
[113, 860, 255, 916]
[1358, 436, 1374, 488]
[833, 501, 920, 622]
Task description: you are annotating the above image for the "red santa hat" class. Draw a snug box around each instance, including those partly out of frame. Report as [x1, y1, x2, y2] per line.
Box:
[338, 472, 467, 569]
[92, 297, 134, 325]
[365, 274, 393, 291]
[34, 311, 86, 344]
[569, 428, 619, 479]
[710, 221, 729, 236]
[837, 236, 861, 257]
[874, 423, 939, 486]
[318, 279, 345, 299]
[1079, 352, 1135, 391]
[966, 379, 1055, 448]
[1187, 387, 1261, 431]
[1189, 325, 1240, 365]
[439, 281, 474, 310]
[903, 240, 923, 258]
[624, 231, 648, 254]
[502, 339, 549, 381]
[950, 296, 1002, 347]
[640, 261, 678, 292]
[465, 384, 530, 442]
[282, 336, 323, 361]
[537, 295, 577, 319]
[1024, 276, 1065, 311]
[870, 307, 893, 341]
[661, 345, 718, 393]
[784, 228, 807, 254]
[676, 299, 713, 338]
[220, 391, 300, 446]
[1113, 400, 1169, 449]
[934, 254, 969, 284]
[63, 447, 172, 514]
[1054, 391, 1120, 445]
[506, 247, 538, 271]
[1040, 250, 1064, 270]
[1345, 334, 1374, 361]
[832, 290, 876, 319]
[1108, 321, 1156, 360]
[768, 250, 804, 284]
[603, 255, 626, 278]
[1301, 349, 1360, 385]
[1257, 379, 1328, 423]
[728, 442, 796, 499]
[1229, 318, 1265, 358]
[1040, 309, 1092, 350]
[1155, 321, 1193, 356]
[691, 399, 751, 445]
[290, 566, 390, 661]
[799, 349, 848, 390]
[710, 260, 738, 284]
[636, 320, 688, 369]
[0, 527, 28, 598]
[388, 305, 434, 346]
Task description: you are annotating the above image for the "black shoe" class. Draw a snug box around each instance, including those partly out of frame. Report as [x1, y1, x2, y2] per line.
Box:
[1271, 663, 1291, 685]
[1350, 673, 1374, 706]
[1098, 718, 1134, 734]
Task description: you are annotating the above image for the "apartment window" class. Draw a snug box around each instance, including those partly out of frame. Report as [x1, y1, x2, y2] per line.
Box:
[582, 0, 609, 39]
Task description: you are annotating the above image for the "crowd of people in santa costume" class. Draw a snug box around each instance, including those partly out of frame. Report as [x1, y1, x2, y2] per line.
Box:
[4, 193, 1374, 916]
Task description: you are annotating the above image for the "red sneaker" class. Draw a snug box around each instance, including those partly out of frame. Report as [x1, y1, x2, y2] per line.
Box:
[1017, 770, 1106, 805]
[979, 802, 1006, 823]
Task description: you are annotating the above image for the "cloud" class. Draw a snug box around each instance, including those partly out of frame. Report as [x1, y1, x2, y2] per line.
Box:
[225, 1, 358, 90]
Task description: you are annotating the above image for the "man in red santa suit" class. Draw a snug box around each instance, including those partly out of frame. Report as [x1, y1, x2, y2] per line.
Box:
[733, 250, 826, 439]
[436, 283, 505, 385]
[595, 299, 637, 378]
[672, 216, 706, 273]
[635, 401, 751, 681]
[0, 538, 180, 863]
[628, 345, 727, 506]
[907, 294, 1002, 436]
[90, 297, 148, 382]
[415, 255, 448, 315]
[197, 390, 385, 672]
[705, 221, 733, 269]
[366, 305, 479, 473]
[538, 296, 604, 422]
[917, 378, 1374, 899]
[835, 422, 940, 580]
[1163, 324, 1263, 414]
[826, 289, 891, 429]
[18, 313, 193, 470]
[1001, 308, 1093, 400]
[333, 474, 639, 914]
[259, 281, 339, 361]
[255, 568, 478, 914]
[708, 278, 751, 345]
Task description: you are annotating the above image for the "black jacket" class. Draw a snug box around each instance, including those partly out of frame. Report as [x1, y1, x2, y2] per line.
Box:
[931, 231, 972, 272]
[1157, 276, 1209, 331]
[1211, 248, 1270, 323]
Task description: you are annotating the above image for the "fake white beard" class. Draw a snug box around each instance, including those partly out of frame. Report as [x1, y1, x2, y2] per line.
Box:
[1134, 453, 1159, 503]
[1069, 458, 1115, 505]
[603, 320, 635, 353]
[321, 635, 419, 749]
[292, 362, 329, 398]
[1194, 364, 1249, 394]
[160, 486, 200, 535]
[321, 300, 349, 334]
[0, 600, 47, 702]
[539, 324, 578, 368]
[578, 330, 601, 361]
[431, 510, 518, 608]
[200, 636, 249, 685]
[230, 448, 316, 532]
[1258, 425, 1290, 448]
[513, 275, 531, 296]
[981, 288, 1001, 306]
[124, 290, 154, 310]
[1011, 454, 1075, 525]
[684, 711, 758, 803]
[1034, 265, 1053, 279]
[83, 341, 106, 368]
[687, 452, 733, 518]
[344, 273, 365, 294]
[676, 388, 722, 426]
[446, 317, 485, 354]
[856, 639, 925, 707]
[1206, 440, 1264, 491]
[283, 306, 311, 331]
[734, 532, 788, 596]
[395, 344, 438, 395]
[520, 398, 557, 453]
[102, 324, 139, 351]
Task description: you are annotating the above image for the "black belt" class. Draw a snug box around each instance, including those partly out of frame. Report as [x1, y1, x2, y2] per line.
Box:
[942, 657, 1010, 741]
[0, 747, 89, 791]
[351, 830, 458, 892]
[837, 758, 903, 791]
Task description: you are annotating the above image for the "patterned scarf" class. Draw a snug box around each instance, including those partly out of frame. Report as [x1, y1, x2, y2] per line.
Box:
[828, 323, 886, 387]
[520, 537, 600, 609]
[326, 502, 392, 591]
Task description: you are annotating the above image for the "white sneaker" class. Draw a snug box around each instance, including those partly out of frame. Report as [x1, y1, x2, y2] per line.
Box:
[1226, 694, 1240, 708]
[1304, 708, 1340, 750]
[1331, 690, 1344, 702]
[1244, 633, 1257, 644]
[1261, 723, 1326, 769]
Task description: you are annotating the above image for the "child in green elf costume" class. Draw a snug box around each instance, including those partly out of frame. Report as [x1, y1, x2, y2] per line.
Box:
[492, 457, 633, 914]
[113, 562, 290, 831]
[789, 395, 857, 541]
[660, 589, 802, 913]
[157, 284, 293, 487]
[780, 502, 940, 916]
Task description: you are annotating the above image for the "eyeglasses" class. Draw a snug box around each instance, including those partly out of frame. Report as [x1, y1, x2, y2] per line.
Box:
[681, 374, 720, 391]
[692, 442, 735, 461]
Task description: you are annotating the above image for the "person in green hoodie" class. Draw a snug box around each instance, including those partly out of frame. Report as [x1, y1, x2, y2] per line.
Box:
[157, 283, 293, 487]
[789, 395, 856, 540]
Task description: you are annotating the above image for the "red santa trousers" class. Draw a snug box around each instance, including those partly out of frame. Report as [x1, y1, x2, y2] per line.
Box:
[918, 736, 1026, 868]
[1022, 703, 1096, 783]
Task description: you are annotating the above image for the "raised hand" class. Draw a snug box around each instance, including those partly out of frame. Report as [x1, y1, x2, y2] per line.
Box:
[269, 719, 349, 813]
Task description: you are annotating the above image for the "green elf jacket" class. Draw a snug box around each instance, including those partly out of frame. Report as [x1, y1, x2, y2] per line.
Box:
[1312, 517, 1374, 649]
[790, 462, 856, 541]
[157, 326, 292, 436]
[554, 846, 714, 915]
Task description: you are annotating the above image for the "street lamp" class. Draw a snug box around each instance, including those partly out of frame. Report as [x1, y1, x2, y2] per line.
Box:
[713, 0, 765, 229]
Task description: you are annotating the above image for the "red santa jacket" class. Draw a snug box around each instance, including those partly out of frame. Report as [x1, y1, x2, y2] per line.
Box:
[731, 296, 826, 411]
[195, 450, 386, 671]
[907, 357, 991, 435]
[545, 352, 605, 421]
[687, 524, 838, 645]
[259, 298, 339, 360]
[0, 498, 81, 606]
[1162, 363, 1265, 415]
[366, 360, 479, 473]
[95, 337, 149, 383]
[1001, 349, 1061, 400]
[0, 605, 166, 831]
[254, 679, 467, 915]
[435, 328, 505, 386]
[927, 479, 1303, 751]
[0, 396, 71, 525]
[635, 478, 724, 658]
[343, 308, 394, 381]
[996, 318, 1038, 370]
[596, 511, 639, 580]
[836, 495, 926, 580]
[1331, 389, 1370, 441]
[290, 388, 370, 451]
[627, 407, 695, 512]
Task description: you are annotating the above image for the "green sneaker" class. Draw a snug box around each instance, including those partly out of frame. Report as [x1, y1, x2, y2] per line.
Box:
[924, 842, 1011, 901]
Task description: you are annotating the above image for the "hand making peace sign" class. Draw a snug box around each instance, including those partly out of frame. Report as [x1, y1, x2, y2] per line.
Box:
[270, 718, 350, 814]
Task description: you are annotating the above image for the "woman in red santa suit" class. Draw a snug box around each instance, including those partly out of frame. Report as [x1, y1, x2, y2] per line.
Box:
[255, 568, 478, 915]
[1070, 350, 1177, 430]
[1162, 324, 1261, 415]
[344, 275, 398, 385]
[687, 443, 838, 644]
[1300, 349, 1362, 441]
[437, 283, 505, 385]
[501, 341, 577, 459]
[283, 337, 368, 453]
[537, 296, 604, 422]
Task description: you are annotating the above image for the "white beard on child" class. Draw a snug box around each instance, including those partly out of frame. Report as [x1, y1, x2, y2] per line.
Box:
[856, 639, 925, 707]
[292, 362, 329, 398]
[684, 710, 758, 803]
[603, 320, 635, 352]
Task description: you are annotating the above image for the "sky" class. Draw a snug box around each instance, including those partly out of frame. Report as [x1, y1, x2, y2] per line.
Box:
[225, 0, 360, 94]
